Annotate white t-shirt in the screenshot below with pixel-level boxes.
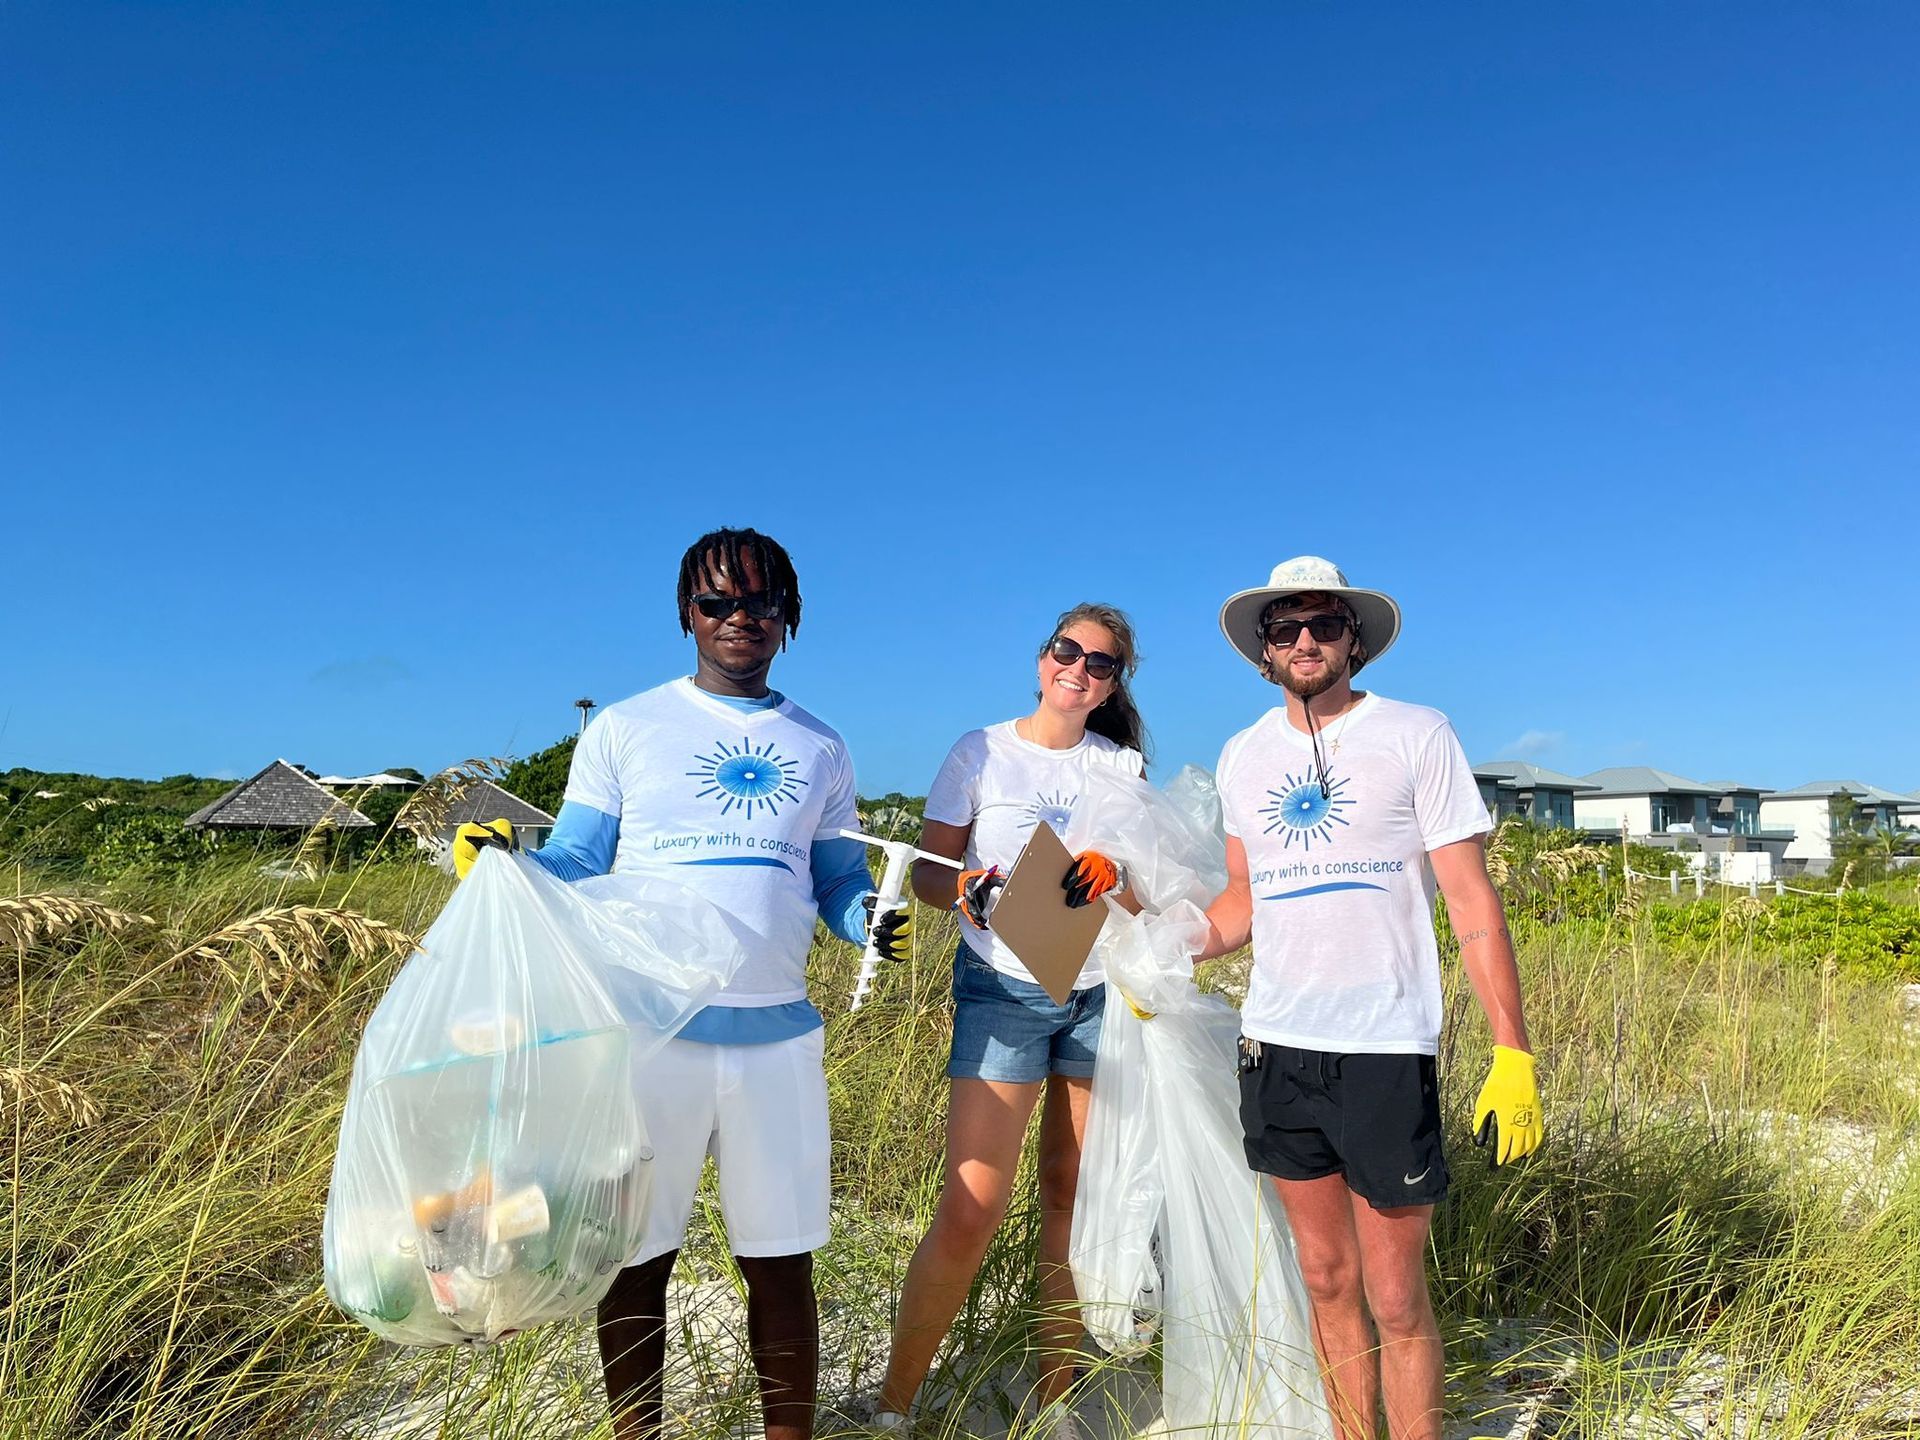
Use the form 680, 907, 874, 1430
564, 678, 860, 1007
924, 721, 1147, 988
1217, 694, 1490, 1055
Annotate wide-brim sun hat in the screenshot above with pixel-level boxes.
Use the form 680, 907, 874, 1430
1218, 556, 1402, 672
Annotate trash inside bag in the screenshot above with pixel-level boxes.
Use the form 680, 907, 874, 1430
1070, 770, 1331, 1436
324, 848, 748, 1346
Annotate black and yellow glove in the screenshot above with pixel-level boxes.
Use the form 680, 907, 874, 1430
1472, 1045, 1544, 1167
862, 895, 913, 962
453, 818, 517, 880
955, 866, 1005, 930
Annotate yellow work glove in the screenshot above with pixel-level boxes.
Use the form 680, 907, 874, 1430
452, 818, 516, 880
1472, 1045, 1543, 1166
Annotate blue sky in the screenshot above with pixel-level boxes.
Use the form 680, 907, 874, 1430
4, 3, 1915, 796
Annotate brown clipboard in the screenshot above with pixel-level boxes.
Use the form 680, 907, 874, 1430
990, 821, 1105, 1004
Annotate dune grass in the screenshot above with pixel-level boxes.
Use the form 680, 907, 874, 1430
3, 845, 1917, 1439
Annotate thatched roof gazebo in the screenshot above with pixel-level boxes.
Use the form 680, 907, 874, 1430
184, 760, 376, 832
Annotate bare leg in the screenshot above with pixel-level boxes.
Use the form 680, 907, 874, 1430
1272, 1177, 1375, 1440
1351, 1198, 1441, 1440
1032, 1074, 1093, 1408
877, 1077, 1043, 1414
737, 1252, 819, 1440
597, 1249, 678, 1440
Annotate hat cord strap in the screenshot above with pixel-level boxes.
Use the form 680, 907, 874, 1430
1305, 698, 1332, 800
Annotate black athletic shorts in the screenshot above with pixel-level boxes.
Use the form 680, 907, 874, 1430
1238, 1042, 1449, 1210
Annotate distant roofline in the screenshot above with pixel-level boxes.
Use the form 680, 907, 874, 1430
1577, 766, 1767, 798
1762, 779, 1915, 805
1473, 760, 1603, 792
184, 758, 375, 829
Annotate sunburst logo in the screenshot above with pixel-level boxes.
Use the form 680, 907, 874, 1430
688, 738, 809, 820
1025, 789, 1078, 833
1257, 770, 1354, 851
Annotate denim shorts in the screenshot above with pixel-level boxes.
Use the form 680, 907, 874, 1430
947, 946, 1106, 1083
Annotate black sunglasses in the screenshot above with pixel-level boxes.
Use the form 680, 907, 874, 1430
1048, 635, 1122, 681
1261, 613, 1354, 648
690, 590, 787, 621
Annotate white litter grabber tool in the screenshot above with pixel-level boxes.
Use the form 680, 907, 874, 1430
839, 829, 964, 1011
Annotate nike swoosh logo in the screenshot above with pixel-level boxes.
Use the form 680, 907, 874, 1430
1403, 1167, 1431, 1185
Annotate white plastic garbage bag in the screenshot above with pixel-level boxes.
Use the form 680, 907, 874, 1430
324, 848, 749, 1346
1070, 770, 1331, 1437
1069, 956, 1163, 1360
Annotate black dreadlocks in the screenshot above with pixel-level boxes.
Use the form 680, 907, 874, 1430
675, 528, 803, 645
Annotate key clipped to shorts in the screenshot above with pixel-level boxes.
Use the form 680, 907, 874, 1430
1236, 1037, 1264, 1074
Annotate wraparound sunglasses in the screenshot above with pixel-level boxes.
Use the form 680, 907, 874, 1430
1261, 613, 1353, 648
690, 590, 787, 621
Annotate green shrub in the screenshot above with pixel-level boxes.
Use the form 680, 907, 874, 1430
86, 811, 223, 877
1648, 893, 1920, 980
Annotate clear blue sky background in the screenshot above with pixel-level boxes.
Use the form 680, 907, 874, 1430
4, 3, 1916, 796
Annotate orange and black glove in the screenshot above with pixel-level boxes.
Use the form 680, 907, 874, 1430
862, 895, 913, 962
955, 866, 1005, 929
1063, 850, 1127, 908
452, 818, 517, 880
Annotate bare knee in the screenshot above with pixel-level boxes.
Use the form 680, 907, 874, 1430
736, 1251, 813, 1295
1296, 1248, 1364, 1311
929, 1186, 1010, 1261
1361, 1271, 1434, 1339
1037, 1147, 1081, 1217
599, 1249, 676, 1325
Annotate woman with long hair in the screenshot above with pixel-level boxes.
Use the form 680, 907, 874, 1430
871, 603, 1150, 1439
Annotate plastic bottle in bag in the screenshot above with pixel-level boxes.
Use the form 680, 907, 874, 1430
325, 849, 745, 1346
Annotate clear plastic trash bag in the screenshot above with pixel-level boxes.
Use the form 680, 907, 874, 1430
324, 848, 749, 1346
1069, 955, 1164, 1359
1069, 771, 1331, 1436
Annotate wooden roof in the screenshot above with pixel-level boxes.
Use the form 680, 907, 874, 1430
411, 778, 556, 832
184, 760, 376, 830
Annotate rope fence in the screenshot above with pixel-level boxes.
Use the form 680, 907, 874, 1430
1607, 863, 1851, 901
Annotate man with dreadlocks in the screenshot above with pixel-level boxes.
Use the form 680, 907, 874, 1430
454, 527, 906, 1440
1195, 556, 1542, 1440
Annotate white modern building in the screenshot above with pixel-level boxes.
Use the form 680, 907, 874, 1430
1575, 767, 1741, 838
1758, 780, 1919, 871
1576, 766, 1790, 868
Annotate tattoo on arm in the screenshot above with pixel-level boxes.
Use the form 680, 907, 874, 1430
1457, 923, 1509, 947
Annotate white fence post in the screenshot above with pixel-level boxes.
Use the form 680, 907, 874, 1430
1669, 873, 1679, 896
1694, 874, 1705, 898
1774, 880, 1785, 897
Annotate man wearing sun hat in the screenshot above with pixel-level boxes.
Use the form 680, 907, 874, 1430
1196, 556, 1542, 1440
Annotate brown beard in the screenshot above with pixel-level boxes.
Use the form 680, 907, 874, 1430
1274, 652, 1348, 699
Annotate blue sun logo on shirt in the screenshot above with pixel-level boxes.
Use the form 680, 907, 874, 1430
688, 738, 809, 820
1025, 789, 1078, 833
1257, 771, 1354, 851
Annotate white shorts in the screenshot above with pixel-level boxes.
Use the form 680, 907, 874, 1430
627, 1026, 831, 1266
